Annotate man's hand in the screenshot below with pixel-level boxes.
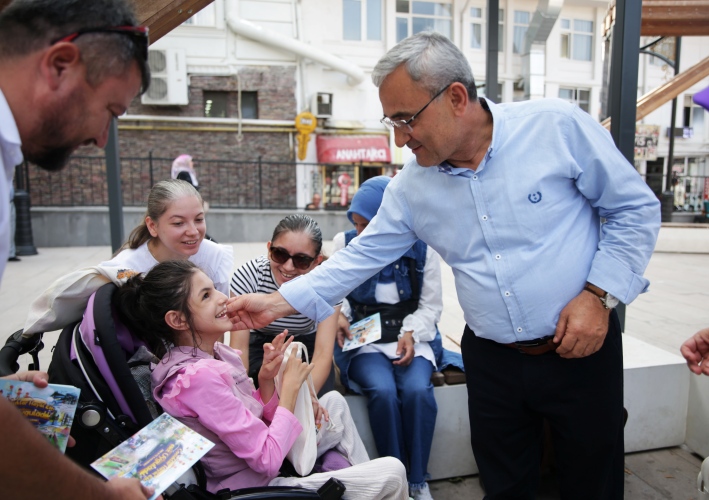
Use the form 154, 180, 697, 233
226, 292, 296, 331
104, 477, 158, 500
336, 313, 352, 348
553, 291, 610, 359
3, 370, 49, 388
680, 328, 709, 375
393, 331, 415, 366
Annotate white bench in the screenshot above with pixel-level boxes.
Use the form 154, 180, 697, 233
344, 335, 690, 481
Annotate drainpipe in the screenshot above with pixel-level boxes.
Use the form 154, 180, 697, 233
226, 15, 365, 86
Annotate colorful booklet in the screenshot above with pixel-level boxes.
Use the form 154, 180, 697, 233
91, 413, 215, 500
342, 312, 382, 351
0, 379, 79, 453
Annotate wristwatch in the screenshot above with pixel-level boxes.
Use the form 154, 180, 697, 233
583, 284, 620, 310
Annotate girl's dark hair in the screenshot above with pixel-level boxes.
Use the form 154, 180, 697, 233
271, 214, 323, 255
112, 260, 201, 358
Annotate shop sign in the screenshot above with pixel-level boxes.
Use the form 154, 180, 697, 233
316, 135, 391, 163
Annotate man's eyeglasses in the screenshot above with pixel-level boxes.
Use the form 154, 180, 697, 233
380, 83, 452, 133
51, 26, 149, 62
269, 246, 316, 270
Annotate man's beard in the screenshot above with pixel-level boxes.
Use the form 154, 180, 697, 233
22, 144, 74, 172
22, 88, 85, 172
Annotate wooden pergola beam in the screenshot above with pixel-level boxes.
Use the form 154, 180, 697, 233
0, 0, 215, 44
602, 55, 709, 129
641, 0, 709, 36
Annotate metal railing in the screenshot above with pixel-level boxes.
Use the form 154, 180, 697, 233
25, 156, 385, 210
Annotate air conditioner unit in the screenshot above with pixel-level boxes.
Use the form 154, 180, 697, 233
312, 92, 333, 118
141, 49, 189, 105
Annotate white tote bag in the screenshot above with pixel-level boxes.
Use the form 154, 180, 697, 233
274, 341, 319, 475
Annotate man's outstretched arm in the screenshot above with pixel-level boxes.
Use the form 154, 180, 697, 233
226, 291, 297, 331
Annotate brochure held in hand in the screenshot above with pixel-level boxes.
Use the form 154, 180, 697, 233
342, 312, 382, 352
0, 379, 79, 453
91, 413, 215, 500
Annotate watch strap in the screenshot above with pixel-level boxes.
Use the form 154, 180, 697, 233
583, 285, 604, 299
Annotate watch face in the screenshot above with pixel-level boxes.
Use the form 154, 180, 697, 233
604, 294, 620, 309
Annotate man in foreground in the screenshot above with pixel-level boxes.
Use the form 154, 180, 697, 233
0, 0, 154, 497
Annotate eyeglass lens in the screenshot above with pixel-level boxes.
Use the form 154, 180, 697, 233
269, 247, 315, 270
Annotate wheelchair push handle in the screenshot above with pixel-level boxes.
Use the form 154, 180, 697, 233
0, 330, 44, 376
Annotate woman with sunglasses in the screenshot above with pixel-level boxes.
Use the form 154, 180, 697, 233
229, 214, 339, 396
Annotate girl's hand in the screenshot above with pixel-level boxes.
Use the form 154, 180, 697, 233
259, 330, 292, 382
311, 397, 329, 427
281, 351, 314, 398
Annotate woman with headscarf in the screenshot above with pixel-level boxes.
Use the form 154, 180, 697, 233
332, 175, 462, 500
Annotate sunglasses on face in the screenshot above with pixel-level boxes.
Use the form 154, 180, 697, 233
51, 25, 149, 62
269, 246, 316, 270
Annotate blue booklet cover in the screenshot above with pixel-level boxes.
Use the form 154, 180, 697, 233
0, 380, 80, 453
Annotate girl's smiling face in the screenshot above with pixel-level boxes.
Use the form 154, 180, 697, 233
146, 194, 206, 261
185, 270, 232, 341
267, 230, 322, 286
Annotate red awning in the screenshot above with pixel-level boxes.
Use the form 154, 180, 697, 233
316, 135, 391, 163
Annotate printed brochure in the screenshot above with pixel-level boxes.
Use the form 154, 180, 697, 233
0, 379, 79, 453
91, 413, 215, 500
342, 312, 382, 351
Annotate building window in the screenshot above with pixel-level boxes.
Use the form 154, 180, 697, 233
513, 11, 530, 54
559, 88, 590, 113
204, 91, 258, 119
498, 8, 505, 52
560, 18, 593, 61
204, 91, 227, 118
343, 0, 382, 41
182, 4, 216, 26
396, 1, 452, 42
470, 7, 482, 49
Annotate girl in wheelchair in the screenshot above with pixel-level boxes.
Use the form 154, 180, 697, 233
113, 260, 407, 499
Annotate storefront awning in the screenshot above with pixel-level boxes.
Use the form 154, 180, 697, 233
316, 135, 391, 163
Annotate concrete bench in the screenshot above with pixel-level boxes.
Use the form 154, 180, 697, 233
344, 335, 690, 481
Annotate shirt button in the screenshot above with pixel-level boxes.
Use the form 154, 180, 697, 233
473, 175, 478, 180
495, 254, 501, 260
482, 215, 488, 221
504, 291, 511, 297
395, 265, 399, 269
517, 327, 523, 333
399, 290, 404, 294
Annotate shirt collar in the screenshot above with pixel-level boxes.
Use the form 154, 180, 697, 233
0, 89, 24, 169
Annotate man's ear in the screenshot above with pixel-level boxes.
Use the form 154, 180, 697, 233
449, 82, 470, 115
40, 43, 83, 91
165, 310, 189, 331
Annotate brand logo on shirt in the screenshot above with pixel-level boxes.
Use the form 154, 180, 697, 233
528, 192, 542, 204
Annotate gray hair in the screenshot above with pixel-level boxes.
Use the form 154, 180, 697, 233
372, 31, 477, 100
272, 214, 323, 256
124, 179, 204, 251
0, 0, 150, 93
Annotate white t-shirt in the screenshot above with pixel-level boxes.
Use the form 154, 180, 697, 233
0, 90, 24, 287
102, 238, 234, 295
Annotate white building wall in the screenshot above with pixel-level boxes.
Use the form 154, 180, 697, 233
146, 0, 709, 203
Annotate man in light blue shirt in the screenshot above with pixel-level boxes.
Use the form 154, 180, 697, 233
228, 32, 660, 499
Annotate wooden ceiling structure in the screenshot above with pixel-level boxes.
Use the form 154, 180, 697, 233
1, 0, 707, 44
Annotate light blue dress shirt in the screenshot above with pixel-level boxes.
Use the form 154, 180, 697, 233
281, 98, 661, 343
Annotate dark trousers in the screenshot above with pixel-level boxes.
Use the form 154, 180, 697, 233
461, 311, 624, 500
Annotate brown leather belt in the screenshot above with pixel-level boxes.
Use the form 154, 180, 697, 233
502, 336, 558, 355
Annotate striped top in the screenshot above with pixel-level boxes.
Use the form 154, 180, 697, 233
230, 255, 321, 337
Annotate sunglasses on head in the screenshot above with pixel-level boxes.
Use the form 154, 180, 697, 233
51, 25, 149, 62
269, 246, 316, 270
